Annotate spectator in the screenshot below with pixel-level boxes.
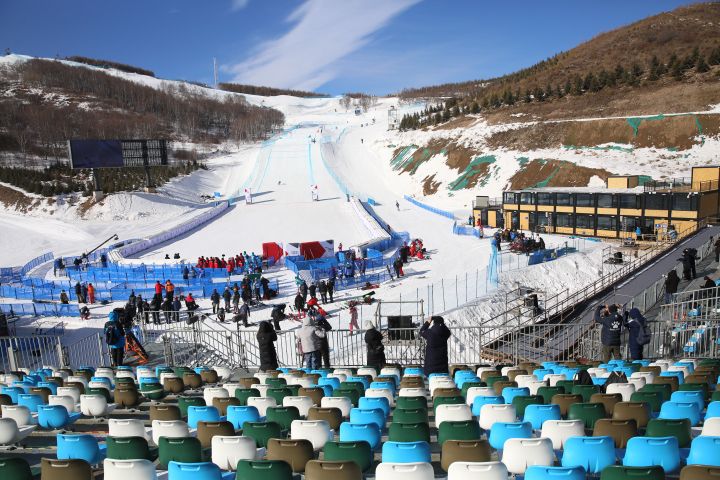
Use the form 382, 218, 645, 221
314, 313, 333, 369
594, 303, 624, 362
318, 280, 328, 304
625, 307, 649, 361
295, 317, 325, 369
327, 278, 335, 303
257, 321, 278, 371
419, 316, 451, 375
104, 311, 126, 367
270, 304, 286, 330
172, 296, 182, 322
364, 320, 385, 370
714, 236, 720, 262
235, 301, 250, 327
664, 270, 680, 304
210, 289, 220, 314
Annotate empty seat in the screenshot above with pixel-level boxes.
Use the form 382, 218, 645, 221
150, 404, 181, 422
266, 438, 314, 473
321, 396, 353, 417
196, 420, 235, 449
57, 433, 106, 465
540, 419, 585, 450
568, 402, 607, 429
562, 435, 615, 474
388, 421, 431, 443
671, 390, 705, 412
266, 406, 301, 430
593, 418, 638, 449
646, 418, 691, 448
502, 437, 554, 475
359, 396, 391, 417
211, 397, 240, 416
57, 386, 81, 403
80, 394, 116, 417
375, 462, 434, 480
109, 419, 150, 441
340, 422, 381, 449
435, 403, 472, 427
242, 421, 283, 448
623, 436, 680, 473
236, 459, 293, 480
680, 465, 720, 480
479, 403, 516, 430
151, 420, 191, 445
488, 421, 532, 450
305, 460, 362, 480
447, 461, 507, 480
106, 436, 155, 461
0, 417, 36, 445
551, 394, 583, 416
38, 404, 81, 429
283, 396, 314, 417
158, 437, 202, 469
350, 407, 385, 430
211, 435, 259, 470
291, 419, 333, 451
687, 436, 720, 467
0, 457, 33, 480
41, 458, 92, 480
525, 466, 585, 480
308, 407, 343, 430
365, 387, 395, 406
440, 440, 491, 472
659, 401, 701, 426
524, 404, 561, 430
606, 383, 636, 402
701, 417, 720, 437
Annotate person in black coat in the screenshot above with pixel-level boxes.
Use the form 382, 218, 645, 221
364, 321, 385, 371
314, 314, 333, 369
419, 316, 451, 375
625, 307, 647, 361
257, 321, 278, 371
594, 304, 624, 362
664, 269, 680, 304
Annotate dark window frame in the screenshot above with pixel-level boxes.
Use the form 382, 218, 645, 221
575, 214, 595, 229
575, 193, 594, 208
555, 213, 573, 228
597, 194, 615, 208
537, 192, 554, 205
519, 192, 535, 205
597, 215, 617, 231
555, 193, 573, 206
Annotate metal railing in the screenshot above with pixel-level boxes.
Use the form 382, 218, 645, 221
0, 336, 62, 372
63, 333, 108, 369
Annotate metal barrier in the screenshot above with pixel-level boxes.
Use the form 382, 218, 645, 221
63, 333, 108, 369
0, 336, 62, 372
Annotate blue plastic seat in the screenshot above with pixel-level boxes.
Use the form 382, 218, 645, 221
598, 364, 616, 371
608, 360, 626, 366
488, 421, 532, 450
37, 405, 81, 429
428, 373, 449, 379
707, 401, 720, 419
168, 461, 235, 480
369, 381, 395, 394
687, 436, 720, 467
359, 397, 391, 417
17, 394, 44, 413
91, 377, 113, 389
1, 387, 23, 404
346, 376, 369, 390
660, 371, 684, 384
13, 382, 34, 393
592, 377, 607, 386
615, 367, 636, 377
339, 422, 381, 449
525, 465, 585, 480
57, 433, 107, 464
659, 401, 702, 426
453, 370, 476, 380
318, 378, 340, 390
623, 436, 680, 473
523, 404, 561, 430
471, 395, 504, 416
533, 369, 553, 381
561, 435, 615, 473
381, 441, 431, 463
277, 368, 292, 374
37, 382, 58, 395
674, 361, 694, 373
318, 385, 333, 397
187, 406, 221, 429
404, 368, 424, 377
23, 375, 41, 386
349, 408, 385, 431
670, 391, 704, 412
541, 362, 558, 369
226, 406, 260, 429
502, 387, 530, 405
456, 376, 481, 389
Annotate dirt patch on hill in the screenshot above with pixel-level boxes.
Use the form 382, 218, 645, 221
422, 174, 441, 195
434, 116, 479, 130
0, 184, 37, 212
508, 159, 612, 190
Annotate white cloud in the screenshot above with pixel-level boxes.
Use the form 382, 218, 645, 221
231, 0, 250, 11
224, 0, 420, 91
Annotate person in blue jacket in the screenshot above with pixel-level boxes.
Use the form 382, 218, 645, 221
625, 307, 647, 361
104, 311, 126, 367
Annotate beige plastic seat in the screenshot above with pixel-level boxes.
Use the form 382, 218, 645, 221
479, 404, 516, 430
502, 438, 554, 475
103, 459, 157, 480
376, 462, 434, 480
447, 461, 508, 480
211, 435, 262, 470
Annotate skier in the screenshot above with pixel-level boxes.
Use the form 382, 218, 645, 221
271, 304, 286, 330
309, 281, 317, 299
294, 292, 305, 312
396, 201, 400, 211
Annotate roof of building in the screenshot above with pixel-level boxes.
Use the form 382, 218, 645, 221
506, 186, 646, 194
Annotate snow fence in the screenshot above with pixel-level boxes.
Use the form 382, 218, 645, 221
404, 195, 456, 220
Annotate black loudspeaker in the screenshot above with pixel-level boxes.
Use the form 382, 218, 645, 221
387, 315, 414, 341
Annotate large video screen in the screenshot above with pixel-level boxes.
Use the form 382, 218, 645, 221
67, 140, 124, 169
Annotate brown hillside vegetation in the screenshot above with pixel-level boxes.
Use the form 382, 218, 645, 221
219, 82, 328, 98
508, 160, 612, 190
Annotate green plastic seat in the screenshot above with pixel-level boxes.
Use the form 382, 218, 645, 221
678, 382, 709, 398
339, 382, 365, 396
599, 465, 665, 480
158, 436, 202, 469
0, 457, 32, 480
567, 402, 607, 429
433, 395, 465, 410
174, 367, 194, 377
106, 436, 156, 461
235, 388, 261, 406
537, 386, 564, 404
177, 396, 206, 417
243, 421, 283, 448
460, 382, 485, 398
285, 385, 301, 396
266, 406, 301, 430
699, 359, 720, 367
139, 382, 166, 401
512, 395, 544, 418
395, 396, 428, 411
266, 387, 292, 405
713, 390, 720, 402
388, 422, 431, 443
86, 386, 113, 402
323, 440, 373, 472
630, 391, 663, 413
265, 377, 287, 387
392, 407, 428, 424
571, 385, 601, 402
333, 388, 360, 407
639, 384, 672, 402
236, 460, 293, 480
485, 376, 509, 387
115, 378, 136, 387
556, 380, 578, 394
437, 420, 482, 445
646, 418, 692, 448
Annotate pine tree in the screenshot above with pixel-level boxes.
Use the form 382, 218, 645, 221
572, 75, 583, 95
648, 56, 660, 81
470, 101, 480, 114
556, 84, 564, 98
482, 97, 490, 109
524, 89, 532, 103
451, 105, 460, 117
696, 55, 710, 73
709, 47, 720, 65
564, 79, 572, 96
545, 84, 553, 99
433, 112, 441, 124
671, 60, 684, 81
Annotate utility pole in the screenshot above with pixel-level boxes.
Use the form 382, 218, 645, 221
213, 57, 218, 88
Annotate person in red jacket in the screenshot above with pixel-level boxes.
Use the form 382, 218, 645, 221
155, 281, 163, 295
87, 283, 96, 304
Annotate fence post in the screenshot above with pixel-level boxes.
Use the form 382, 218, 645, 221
57, 338, 68, 367
96, 333, 107, 367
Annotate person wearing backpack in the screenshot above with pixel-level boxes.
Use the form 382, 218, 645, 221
625, 307, 649, 361
594, 303, 624, 362
104, 311, 126, 367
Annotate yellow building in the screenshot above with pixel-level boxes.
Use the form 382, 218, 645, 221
499, 168, 720, 238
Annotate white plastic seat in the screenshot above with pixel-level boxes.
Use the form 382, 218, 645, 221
545, 374, 566, 387
587, 368, 607, 378
376, 462, 434, 480
213, 366, 233, 381
701, 417, 720, 436
151, 420, 190, 445
159, 373, 179, 386
667, 365, 690, 377
48, 395, 78, 414
380, 367, 401, 379
501, 367, 519, 376
1, 405, 35, 426
334, 368, 355, 378
223, 383, 244, 396
631, 371, 655, 383
211, 435, 261, 470
0, 417, 36, 445
109, 419, 151, 441
254, 373, 272, 384
203, 387, 229, 406
447, 461, 508, 480
357, 367, 378, 379
247, 396, 277, 417
321, 396, 352, 418
95, 368, 115, 381
278, 373, 300, 384
479, 404, 516, 430
67, 375, 89, 388
540, 419, 585, 450
80, 394, 117, 417
292, 377, 315, 389
605, 383, 636, 402
327, 373, 347, 382
627, 377, 646, 390
365, 387, 395, 406
527, 380, 547, 395
649, 361, 669, 372
57, 386, 81, 403
429, 377, 455, 396
502, 437, 554, 474
514, 375, 538, 389
435, 404, 472, 427
399, 387, 427, 398
88, 381, 111, 392
103, 459, 157, 480
2, 374, 20, 385
465, 387, 496, 406
254, 384, 271, 397
114, 370, 136, 381
476, 367, 497, 378
283, 396, 314, 416
290, 419, 333, 451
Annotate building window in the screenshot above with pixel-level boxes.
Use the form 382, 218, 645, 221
597, 215, 616, 231
537, 192, 554, 205
620, 217, 640, 232
672, 193, 698, 211
555, 213, 573, 227
556, 193, 573, 206
618, 194, 640, 209
520, 192, 535, 205
597, 194, 615, 208
644, 193, 670, 211
576, 215, 594, 229
536, 214, 549, 226
504, 192, 518, 204
576, 193, 594, 207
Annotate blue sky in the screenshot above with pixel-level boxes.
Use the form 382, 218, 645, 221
0, 0, 704, 95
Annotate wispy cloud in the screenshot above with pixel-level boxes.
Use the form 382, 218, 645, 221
230, 0, 250, 12
224, 0, 420, 91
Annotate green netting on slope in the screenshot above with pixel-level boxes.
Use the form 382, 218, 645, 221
531, 166, 560, 188
517, 157, 530, 167
563, 144, 634, 153
390, 145, 418, 171
448, 155, 496, 191
626, 114, 666, 137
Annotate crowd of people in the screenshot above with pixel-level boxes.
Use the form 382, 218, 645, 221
196, 252, 263, 275
491, 229, 545, 253
594, 303, 650, 362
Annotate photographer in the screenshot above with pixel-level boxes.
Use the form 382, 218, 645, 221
594, 303, 625, 362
